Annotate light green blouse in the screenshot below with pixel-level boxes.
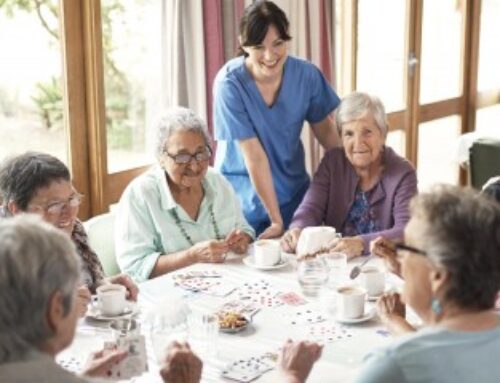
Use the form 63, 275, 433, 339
115, 165, 255, 282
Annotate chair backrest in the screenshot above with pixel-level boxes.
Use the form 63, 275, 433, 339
469, 137, 500, 190
83, 212, 120, 277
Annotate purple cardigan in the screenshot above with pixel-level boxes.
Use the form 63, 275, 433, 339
290, 147, 418, 254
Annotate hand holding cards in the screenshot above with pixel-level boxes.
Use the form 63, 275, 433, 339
102, 335, 148, 380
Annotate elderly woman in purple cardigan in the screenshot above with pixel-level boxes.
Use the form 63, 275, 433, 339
281, 92, 418, 258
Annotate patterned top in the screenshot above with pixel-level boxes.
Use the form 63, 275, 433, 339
72, 219, 105, 293
342, 187, 377, 236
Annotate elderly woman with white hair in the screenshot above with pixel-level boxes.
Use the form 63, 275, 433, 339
281, 92, 418, 258
115, 107, 255, 282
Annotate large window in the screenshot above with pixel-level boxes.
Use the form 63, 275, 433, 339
1, 0, 499, 218
0, 0, 67, 163
101, 0, 161, 173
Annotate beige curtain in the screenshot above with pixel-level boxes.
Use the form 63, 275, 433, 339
162, 0, 207, 121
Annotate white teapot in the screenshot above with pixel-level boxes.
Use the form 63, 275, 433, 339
296, 226, 338, 258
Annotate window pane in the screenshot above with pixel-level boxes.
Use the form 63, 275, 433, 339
386, 130, 406, 158
0, 1, 67, 163
477, 0, 500, 91
417, 116, 461, 190
357, 0, 407, 112
475, 105, 500, 137
420, 0, 463, 104
102, 0, 161, 173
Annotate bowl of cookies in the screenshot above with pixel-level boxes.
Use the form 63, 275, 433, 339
217, 311, 250, 333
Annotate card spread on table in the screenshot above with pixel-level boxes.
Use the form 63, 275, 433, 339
277, 291, 307, 306
304, 323, 354, 344
218, 299, 260, 318
235, 280, 283, 308
221, 353, 275, 382
173, 270, 221, 279
174, 276, 236, 297
285, 307, 326, 325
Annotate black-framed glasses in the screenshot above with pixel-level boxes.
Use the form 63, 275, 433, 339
395, 243, 427, 257
163, 146, 212, 165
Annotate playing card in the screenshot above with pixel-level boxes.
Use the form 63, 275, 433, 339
221, 354, 275, 382
218, 299, 260, 318
285, 307, 326, 325
104, 336, 148, 380
235, 280, 283, 308
304, 322, 354, 344
277, 291, 307, 306
58, 356, 82, 373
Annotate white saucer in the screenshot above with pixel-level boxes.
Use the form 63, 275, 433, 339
87, 303, 139, 321
334, 309, 376, 324
243, 254, 291, 270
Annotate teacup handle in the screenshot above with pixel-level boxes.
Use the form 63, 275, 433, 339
90, 295, 101, 310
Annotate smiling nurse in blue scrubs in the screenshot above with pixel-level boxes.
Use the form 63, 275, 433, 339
213, 1, 341, 238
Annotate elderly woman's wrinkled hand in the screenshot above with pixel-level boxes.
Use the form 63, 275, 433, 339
81, 348, 128, 378
377, 292, 406, 323
105, 274, 139, 301
370, 236, 400, 276
159, 341, 202, 383
280, 228, 302, 253
330, 237, 364, 259
190, 240, 229, 263
76, 285, 91, 318
278, 339, 323, 383
225, 229, 252, 254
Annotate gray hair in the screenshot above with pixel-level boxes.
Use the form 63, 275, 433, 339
410, 185, 500, 311
0, 214, 80, 362
154, 107, 212, 160
0, 152, 70, 213
334, 92, 388, 137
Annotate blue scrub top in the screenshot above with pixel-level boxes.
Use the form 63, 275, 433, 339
213, 55, 340, 231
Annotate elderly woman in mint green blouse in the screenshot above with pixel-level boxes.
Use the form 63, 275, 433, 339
115, 107, 255, 282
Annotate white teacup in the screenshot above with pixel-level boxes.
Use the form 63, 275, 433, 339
94, 284, 126, 316
336, 286, 366, 319
360, 266, 386, 297
253, 240, 281, 267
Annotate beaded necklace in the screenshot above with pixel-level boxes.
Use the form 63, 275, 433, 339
170, 205, 222, 246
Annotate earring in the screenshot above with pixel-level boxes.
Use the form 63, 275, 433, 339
431, 297, 442, 316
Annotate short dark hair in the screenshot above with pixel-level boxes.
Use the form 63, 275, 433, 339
238, 1, 291, 57
410, 185, 500, 311
0, 152, 70, 212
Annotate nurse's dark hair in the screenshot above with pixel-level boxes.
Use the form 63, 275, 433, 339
238, 1, 291, 57
0, 152, 70, 212
410, 185, 500, 311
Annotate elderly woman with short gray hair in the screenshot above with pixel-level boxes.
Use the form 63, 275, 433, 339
0, 215, 129, 381
115, 107, 255, 282
281, 92, 418, 258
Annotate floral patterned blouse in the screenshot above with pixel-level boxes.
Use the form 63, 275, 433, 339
342, 187, 378, 236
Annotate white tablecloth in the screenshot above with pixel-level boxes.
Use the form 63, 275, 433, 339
59, 253, 411, 383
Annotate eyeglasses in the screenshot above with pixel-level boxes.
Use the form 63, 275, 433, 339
30, 193, 84, 216
163, 146, 212, 165
395, 243, 427, 257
